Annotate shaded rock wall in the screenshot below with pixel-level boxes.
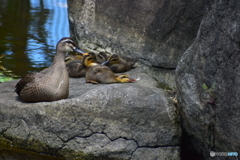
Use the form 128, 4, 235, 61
67, 0, 205, 90
66, 0, 240, 159
176, 0, 240, 159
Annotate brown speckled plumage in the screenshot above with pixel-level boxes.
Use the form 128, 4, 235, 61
15, 37, 82, 102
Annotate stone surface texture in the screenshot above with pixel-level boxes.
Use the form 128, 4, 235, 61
176, 0, 240, 159
67, 0, 205, 90
0, 68, 181, 160
2, 0, 240, 159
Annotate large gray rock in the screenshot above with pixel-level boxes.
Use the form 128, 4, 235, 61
67, 0, 204, 68
0, 68, 181, 159
176, 0, 240, 159
67, 0, 205, 90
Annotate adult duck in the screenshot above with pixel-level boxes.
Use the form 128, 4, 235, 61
15, 37, 84, 102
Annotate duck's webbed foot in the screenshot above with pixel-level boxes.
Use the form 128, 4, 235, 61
86, 79, 99, 84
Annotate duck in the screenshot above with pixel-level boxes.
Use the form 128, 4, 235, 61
15, 37, 84, 102
65, 52, 96, 78
102, 54, 138, 73
65, 59, 84, 78
83, 53, 136, 84
65, 53, 83, 64
65, 54, 78, 64
95, 52, 108, 64
65, 53, 85, 78
65, 52, 107, 63
75, 53, 84, 60
65, 51, 107, 78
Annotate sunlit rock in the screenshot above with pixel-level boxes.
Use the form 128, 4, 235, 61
0, 68, 181, 159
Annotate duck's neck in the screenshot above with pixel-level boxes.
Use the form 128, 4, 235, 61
51, 51, 66, 66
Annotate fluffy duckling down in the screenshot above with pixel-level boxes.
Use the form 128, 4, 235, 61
83, 53, 136, 84
65, 52, 108, 78
102, 54, 138, 73
65, 52, 87, 78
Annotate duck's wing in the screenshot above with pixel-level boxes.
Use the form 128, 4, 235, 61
92, 65, 110, 74
15, 72, 44, 95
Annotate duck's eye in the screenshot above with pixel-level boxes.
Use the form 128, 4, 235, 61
65, 41, 76, 48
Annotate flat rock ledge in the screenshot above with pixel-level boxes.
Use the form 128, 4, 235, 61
0, 68, 181, 160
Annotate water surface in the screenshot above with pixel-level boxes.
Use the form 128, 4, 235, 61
0, 0, 69, 79
0, 0, 69, 159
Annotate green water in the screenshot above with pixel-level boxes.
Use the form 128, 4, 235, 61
0, 0, 69, 159
0, 0, 69, 79
0, 144, 63, 160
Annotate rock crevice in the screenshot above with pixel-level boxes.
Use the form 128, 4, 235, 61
176, 0, 240, 158
0, 68, 181, 159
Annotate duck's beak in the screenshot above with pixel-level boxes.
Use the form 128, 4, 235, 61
128, 77, 136, 82
101, 60, 110, 65
73, 47, 86, 54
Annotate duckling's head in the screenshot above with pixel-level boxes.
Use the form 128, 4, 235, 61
97, 52, 108, 60
116, 74, 136, 83
65, 54, 76, 63
102, 54, 119, 65
75, 53, 83, 60
83, 52, 98, 67
57, 37, 85, 54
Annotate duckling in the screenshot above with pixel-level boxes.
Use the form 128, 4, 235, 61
65, 52, 96, 78
15, 37, 84, 102
75, 53, 84, 60
66, 52, 107, 64
95, 52, 108, 64
84, 53, 136, 84
66, 59, 84, 78
65, 54, 77, 64
65, 53, 83, 78
65, 52, 84, 64
102, 54, 138, 73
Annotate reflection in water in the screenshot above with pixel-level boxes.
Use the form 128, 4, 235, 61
0, 0, 69, 78
0, 144, 63, 160
0, 0, 69, 159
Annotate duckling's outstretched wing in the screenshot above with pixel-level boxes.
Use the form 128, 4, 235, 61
15, 72, 44, 95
